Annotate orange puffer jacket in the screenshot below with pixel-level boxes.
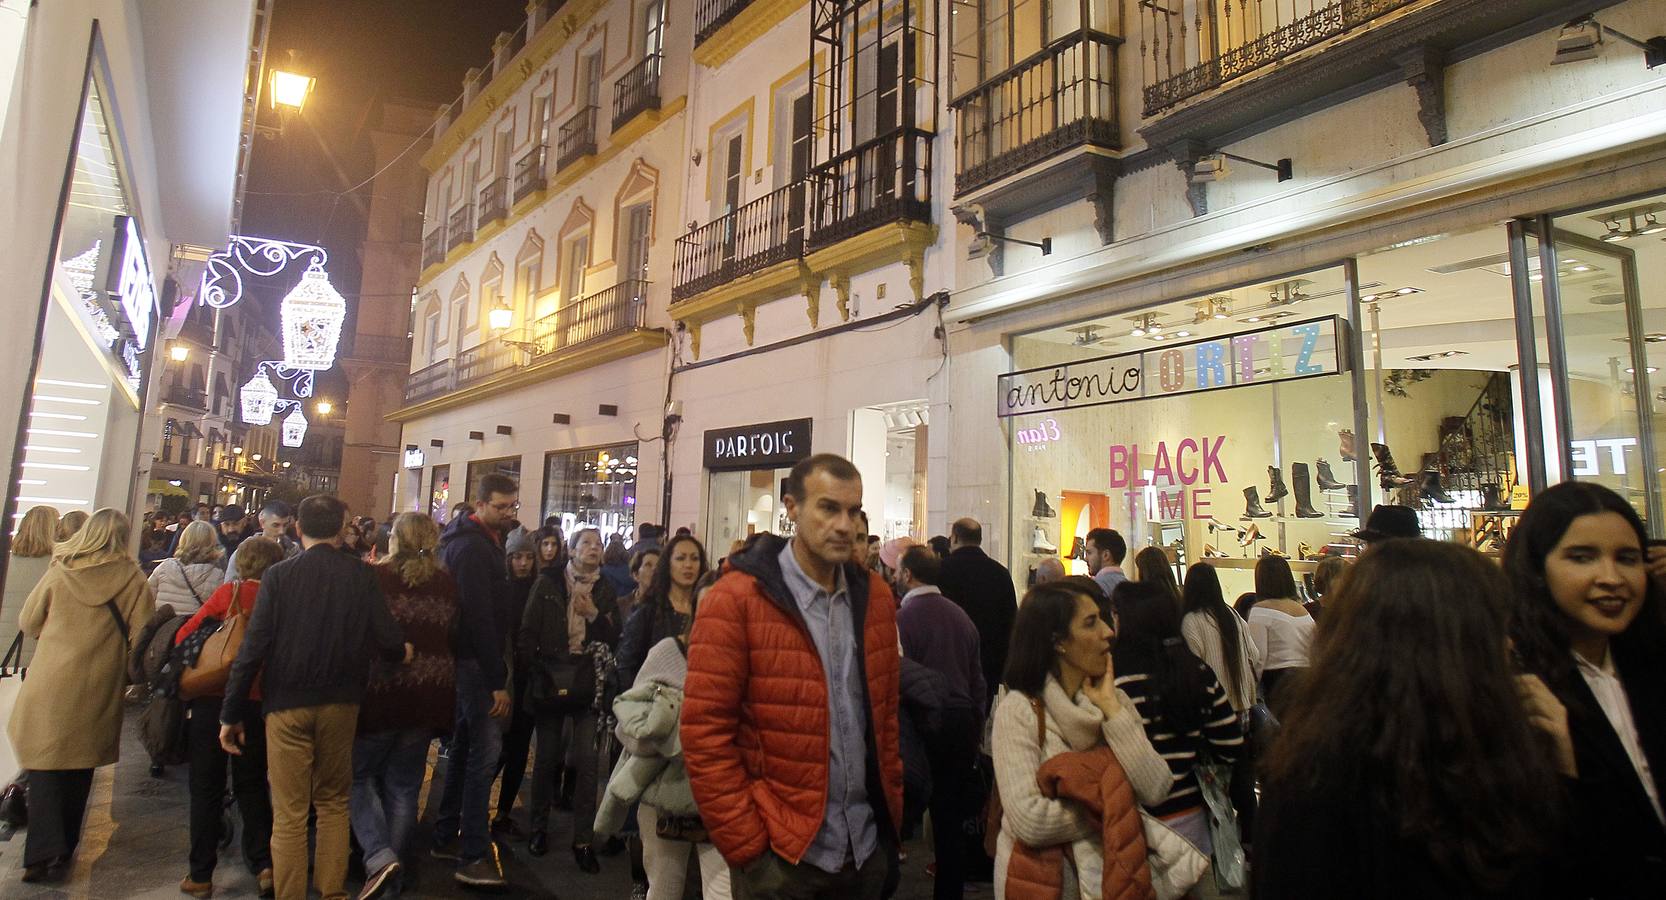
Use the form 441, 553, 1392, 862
682, 534, 904, 867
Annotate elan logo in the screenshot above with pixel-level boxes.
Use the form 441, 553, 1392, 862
1015, 418, 1061, 449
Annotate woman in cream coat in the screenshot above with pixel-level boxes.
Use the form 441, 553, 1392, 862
8, 509, 150, 884
1, 505, 58, 667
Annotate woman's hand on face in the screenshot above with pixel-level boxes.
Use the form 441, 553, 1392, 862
1647, 544, 1666, 583
1081, 653, 1120, 717
1518, 673, 1577, 778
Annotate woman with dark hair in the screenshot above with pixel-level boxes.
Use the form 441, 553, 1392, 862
1305, 555, 1349, 620
535, 526, 565, 574
615, 544, 661, 634
989, 580, 1175, 899
1254, 540, 1572, 898
1111, 581, 1244, 856
613, 535, 709, 694
1180, 563, 1263, 835
1504, 482, 1666, 897
1131, 546, 1181, 600
1247, 555, 1312, 714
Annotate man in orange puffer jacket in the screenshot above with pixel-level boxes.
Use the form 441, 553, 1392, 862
683, 454, 904, 899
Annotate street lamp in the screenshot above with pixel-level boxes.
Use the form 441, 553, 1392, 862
251, 453, 263, 462
232, 446, 243, 455
268, 68, 317, 112
316, 399, 333, 415
489, 301, 514, 331
169, 344, 190, 362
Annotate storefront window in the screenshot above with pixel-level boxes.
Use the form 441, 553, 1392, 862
705, 467, 796, 554
541, 443, 638, 542
465, 456, 522, 504
1005, 267, 1354, 599
429, 464, 451, 522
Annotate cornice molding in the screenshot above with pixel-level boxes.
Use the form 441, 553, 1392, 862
692, 0, 807, 69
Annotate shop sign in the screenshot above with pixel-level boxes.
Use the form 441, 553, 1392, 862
403, 448, 425, 469
104, 215, 157, 350
1570, 437, 1637, 476
703, 418, 813, 471
997, 316, 1344, 418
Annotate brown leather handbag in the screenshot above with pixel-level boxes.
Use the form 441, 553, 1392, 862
983, 696, 1047, 859
179, 596, 248, 700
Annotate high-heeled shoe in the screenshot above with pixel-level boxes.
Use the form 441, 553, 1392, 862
572, 842, 601, 874
1259, 546, 1288, 558
1239, 523, 1262, 547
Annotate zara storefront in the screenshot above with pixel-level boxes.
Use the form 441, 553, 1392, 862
984, 180, 1666, 598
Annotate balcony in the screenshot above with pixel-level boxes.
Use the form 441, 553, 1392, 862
514, 144, 548, 203
447, 205, 474, 251
952, 30, 1121, 197
479, 178, 509, 227
404, 360, 454, 404
695, 0, 752, 47
530, 279, 649, 356
422, 227, 447, 269
1136, 0, 1598, 151
673, 182, 805, 302
808, 128, 932, 251
455, 341, 521, 387
556, 105, 598, 171
163, 385, 208, 412
612, 54, 662, 132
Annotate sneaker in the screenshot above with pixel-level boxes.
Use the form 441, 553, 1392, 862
356, 860, 401, 900
257, 868, 274, 898
454, 854, 507, 889
430, 836, 462, 862
179, 876, 214, 898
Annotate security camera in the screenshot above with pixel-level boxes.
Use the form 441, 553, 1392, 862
1191, 153, 1228, 184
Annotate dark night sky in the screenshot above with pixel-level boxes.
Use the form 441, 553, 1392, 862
236, 0, 528, 400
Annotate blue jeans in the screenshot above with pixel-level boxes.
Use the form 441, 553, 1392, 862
350, 727, 431, 888
433, 661, 504, 863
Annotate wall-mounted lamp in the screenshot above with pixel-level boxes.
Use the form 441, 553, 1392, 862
1191, 152, 1293, 184
975, 231, 1051, 256
169, 344, 191, 362
1552, 16, 1666, 69
232, 446, 244, 455
316, 399, 333, 415
488, 301, 513, 331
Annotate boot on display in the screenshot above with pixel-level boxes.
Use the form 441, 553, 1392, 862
1242, 487, 1273, 520
1032, 525, 1058, 553
1070, 536, 1086, 561
1421, 470, 1456, 504
1291, 462, 1326, 518
1370, 442, 1417, 490
1480, 482, 1505, 511
1240, 523, 1262, 546
1341, 485, 1360, 518
1339, 429, 1357, 462
1032, 489, 1056, 518
1315, 457, 1346, 491
1267, 465, 1290, 503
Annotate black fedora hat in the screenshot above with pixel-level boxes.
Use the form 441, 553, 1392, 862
1351, 504, 1422, 542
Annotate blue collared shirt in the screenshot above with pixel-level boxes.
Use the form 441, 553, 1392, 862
778, 540, 877, 872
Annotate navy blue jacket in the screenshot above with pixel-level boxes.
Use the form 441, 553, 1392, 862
439, 514, 510, 692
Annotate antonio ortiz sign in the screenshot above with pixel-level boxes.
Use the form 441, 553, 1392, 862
997, 316, 1344, 418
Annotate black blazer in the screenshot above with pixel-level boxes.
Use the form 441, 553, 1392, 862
935, 545, 1017, 706
1558, 639, 1666, 899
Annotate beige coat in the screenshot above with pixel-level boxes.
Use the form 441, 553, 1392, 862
8, 554, 150, 769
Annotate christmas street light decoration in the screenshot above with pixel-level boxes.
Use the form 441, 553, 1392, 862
241, 371, 278, 425
281, 406, 308, 448
280, 260, 347, 370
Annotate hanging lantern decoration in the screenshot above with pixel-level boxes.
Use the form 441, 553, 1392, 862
241, 371, 278, 425
280, 260, 347, 371
281, 406, 308, 448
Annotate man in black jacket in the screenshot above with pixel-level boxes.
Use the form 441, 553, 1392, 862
219, 494, 409, 900
934, 518, 1016, 710
432, 473, 517, 888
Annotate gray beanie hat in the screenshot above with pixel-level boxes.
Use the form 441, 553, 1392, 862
505, 526, 537, 557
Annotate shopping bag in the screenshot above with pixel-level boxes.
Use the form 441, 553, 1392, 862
0, 632, 27, 783
1196, 760, 1247, 892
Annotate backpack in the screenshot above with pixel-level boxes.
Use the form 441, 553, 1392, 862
139, 692, 188, 767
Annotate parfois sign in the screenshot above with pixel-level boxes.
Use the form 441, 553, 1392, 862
998, 316, 1344, 418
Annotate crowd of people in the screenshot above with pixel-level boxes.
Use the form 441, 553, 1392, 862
1, 456, 1663, 899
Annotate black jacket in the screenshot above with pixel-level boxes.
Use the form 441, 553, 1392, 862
517, 568, 622, 706
220, 544, 405, 723
936, 545, 1017, 705
1557, 637, 1666, 898
614, 594, 689, 694
438, 514, 510, 691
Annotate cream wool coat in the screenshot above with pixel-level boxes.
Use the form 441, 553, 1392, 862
8, 554, 150, 769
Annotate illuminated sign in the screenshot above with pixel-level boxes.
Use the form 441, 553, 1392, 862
105, 216, 157, 350
703, 418, 813, 471
997, 316, 1344, 417
1571, 437, 1639, 476
404, 448, 426, 469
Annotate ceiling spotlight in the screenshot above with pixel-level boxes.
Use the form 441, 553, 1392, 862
1175, 330, 1191, 338
1624, 366, 1660, 374
1243, 316, 1260, 323
1638, 214, 1666, 236
1601, 222, 1630, 243
1130, 327, 1145, 337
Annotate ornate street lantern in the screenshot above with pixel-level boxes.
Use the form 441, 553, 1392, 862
281, 406, 308, 448
280, 260, 347, 370
241, 371, 278, 425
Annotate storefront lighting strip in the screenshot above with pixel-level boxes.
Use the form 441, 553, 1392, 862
19, 462, 90, 471
26, 428, 99, 438
35, 378, 106, 390
16, 480, 45, 487
31, 395, 102, 406
28, 411, 88, 421
15, 496, 89, 506
22, 445, 82, 454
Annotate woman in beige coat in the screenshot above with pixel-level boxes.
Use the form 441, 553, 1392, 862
1, 505, 58, 667
7, 508, 150, 884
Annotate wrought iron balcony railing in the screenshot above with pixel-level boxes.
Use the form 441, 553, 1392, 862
952, 30, 1120, 196
404, 359, 455, 404
695, 0, 754, 46
479, 178, 509, 227
612, 54, 663, 131
673, 182, 805, 302
808, 128, 933, 250
1142, 0, 1418, 117
455, 341, 520, 387
422, 227, 447, 268
530, 279, 649, 356
514, 145, 548, 203
556, 105, 598, 170
163, 385, 209, 411
447, 204, 475, 251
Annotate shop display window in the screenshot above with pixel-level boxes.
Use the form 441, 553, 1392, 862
1006, 267, 1355, 599
705, 467, 795, 556
465, 456, 522, 504
429, 464, 450, 522
541, 443, 638, 542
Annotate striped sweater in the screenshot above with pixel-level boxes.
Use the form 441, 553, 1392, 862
1114, 662, 1246, 819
